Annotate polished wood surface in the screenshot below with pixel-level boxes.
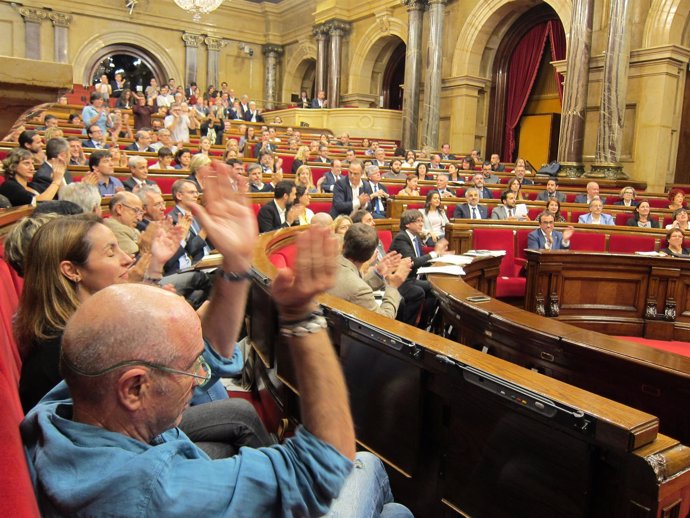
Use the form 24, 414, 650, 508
249, 225, 690, 518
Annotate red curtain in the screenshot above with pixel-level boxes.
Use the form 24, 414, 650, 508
503, 22, 550, 161
548, 20, 566, 102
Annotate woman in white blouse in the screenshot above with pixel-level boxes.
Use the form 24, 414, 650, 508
420, 190, 449, 245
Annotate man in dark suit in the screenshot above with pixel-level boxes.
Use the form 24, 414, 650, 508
257, 180, 298, 233
169, 179, 211, 263
320, 160, 344, 194
536, 179, 567, 202
574, 181, 606, 204
253, 130, 277, 158
527, 212, 574, 250
311, 90, 328, 108
440, 143, 456, 161
315, 145, 332, 165
471, 174, 494, 200
243, 101, 264, 123
82, 124, 108, 149
125, 130, 156, 153
248, 163, 273, 192
30, 137, 73, 194
453, 187, 488, 219
513, 164, 534, 185
365, 165, 389, 219
330, 160, 372, 218
389, 209, 451, 328
435, 174, 455, 198
490, 153, 506, 172
297, 90, 311, 109
123, 156, 159, 192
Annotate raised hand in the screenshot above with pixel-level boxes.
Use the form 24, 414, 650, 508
190, 160, 257, 272
272, 226, 338, 320
387, 257, 412, 289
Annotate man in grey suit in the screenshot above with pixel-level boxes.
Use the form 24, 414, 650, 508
453, 187, 488, 219
574, 182, 606, 205
527, 212, 574, 250
536, 179, 566, 202
328, 224, 410, 319
330, 160, 372, 217
491, 191, 520, 220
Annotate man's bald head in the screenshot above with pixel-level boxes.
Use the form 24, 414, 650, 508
311, 212, 334, 228
62, 284, 201, 404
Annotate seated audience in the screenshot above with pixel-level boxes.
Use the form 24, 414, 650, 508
31, 137, 73, 194
490, 153, 505, 172
103, 191, 144, 255
293, 185, 315, 225
109, 146, 129, 168
151, 128, 178, 154
174, 148, 192, 169
536, 179, 566, 202
435, 173, 455, 198
415, 162, 431, 180
318, 159, 344, 193
471, 173, 493, 199
67, 136, 86, 166
333, 215, 353, 236
295, 165, 317, 193
150, 147, 176, 170
291, 145, 311, 173
89, 150, 124, 197
170, 179, 212, 262
248, 163, 272, 192
257, 180, 298, 233
330, 161, 371, 218
574, 181, 606, 204
59, 182, 102, 215
421, 190, 449, 245
481, 162, 500, 184
3, 213, 61, 277
440, 143, 456, 161
661, 228, 690, 257
492, 191, 528, 221
123, 156, 158, 192
506, 177, 529, 202
19, 130, 45, 166
512, 164, 533, 185
328, 223, 411, 319
666, 207, 690, 231
446, 163, 464, 185
365, 165, 389, 218
82, 124, 108, 149
668, 188, 686, 212
384, 158, 406, 180
453, 187, 488, 219
527, 211, 574, 250
400, 174, 420, 197
404, 150, 418, 168
0, 149, 64, 207
187, 153, 212, 192
316, 144, 332, 165
578, 198, 615, 225
615, 186, 638, 206
545, 198, 566, 222
626, 200, 660, 228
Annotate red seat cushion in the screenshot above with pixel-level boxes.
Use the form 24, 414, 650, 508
377, 230, 393, 251
473, 228, 525, 298
386, 184, 404, 196
268, 243, 297, 269
608, 234, 656, 254
308, 201, 331, 214
569, 233, 606, 251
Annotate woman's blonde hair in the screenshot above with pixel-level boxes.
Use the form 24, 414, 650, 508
295, 165, 315, 190
294, 145, 310, 162
190, 153, 212, 174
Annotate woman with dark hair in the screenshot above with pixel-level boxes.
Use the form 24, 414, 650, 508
115, 89, 134, 109
668, 188, 686, 211
545, 198, 566, 223
507, 177, 528, 201
446, 163, 465, 185
420, 191, 449, 245
0, 148, 65, 207
404, 150, 418, 168
665, 207, 690, 231
416, 162, 432, 180
293, 185, 315, 225
400, 174, 420, 197
626, 200, 659, 228
661, 228, 690, 257
174, 148, 192, 169
238, 126, 256, 154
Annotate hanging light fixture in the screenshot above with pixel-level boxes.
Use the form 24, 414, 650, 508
173, 0, 224, 22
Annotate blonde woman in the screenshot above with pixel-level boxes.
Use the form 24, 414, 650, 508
292, 145, 311, 173
295, 164, 317, 194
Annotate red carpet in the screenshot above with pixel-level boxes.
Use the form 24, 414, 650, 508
616, 336, 690, 357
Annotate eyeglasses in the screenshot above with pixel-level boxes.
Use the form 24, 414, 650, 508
121, 203, 144, 215
61, 352, 212, 388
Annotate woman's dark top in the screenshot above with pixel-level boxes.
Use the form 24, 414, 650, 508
292, 159, 305, 174
0, 178, 34, 207
661, 247, 690, 257
19, 335, 62, 413
626, 216, 659, 228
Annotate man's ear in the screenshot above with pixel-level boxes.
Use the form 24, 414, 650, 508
59, 260, 82, 283
117, 368, 151, 411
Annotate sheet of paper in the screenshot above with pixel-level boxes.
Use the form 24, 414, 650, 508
417, 265, 466, 276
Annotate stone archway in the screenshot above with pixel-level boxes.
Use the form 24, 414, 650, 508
644, 0, 690, 46
72, 31, 181, 87
282, 42, 317, 103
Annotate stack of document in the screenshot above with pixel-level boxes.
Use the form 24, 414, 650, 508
464, 249, 507, 257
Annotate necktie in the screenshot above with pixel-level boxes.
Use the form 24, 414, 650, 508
373, 184, 383, 213
413, 237, 422, 257
472, 207, 478, 219
508, 208, 513, 218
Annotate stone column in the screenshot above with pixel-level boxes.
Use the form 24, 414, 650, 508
556, 0, 594, 178
326, 20, 350, 109
421, 0, 447, 150
263, 44, 284, 110
182, 33, 205, 88
49, 12, 72, 64
589, 0, 632, 179
401, 0, 426, 150
205, 36, 228, 90
313, 25, 329, 97
17, 7, 48, 60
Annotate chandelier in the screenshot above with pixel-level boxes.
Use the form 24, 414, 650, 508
173, 0, 224, 21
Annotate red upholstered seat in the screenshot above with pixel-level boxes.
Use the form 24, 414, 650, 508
608, 234, 656, 254
279, 155, 294, 174
308, 201, 331, 214
251, 204, 261, 217
152, 176, 177, 195
386, 184, 404, 196
377, 230, 393, 251
472, 228, 525, 298
419, 186, 434, 196
565, 193, 577, 203
568, 232, 606, 251
615, 212, 632, 226
527, 207, 542, 220
269, 243, 297, 269
647, 198, 669, 209
570, 211, 587, 223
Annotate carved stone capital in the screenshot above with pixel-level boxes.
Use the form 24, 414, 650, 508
17, 6, 48, 23
324, 19, 351, 37
48, 12, 72, 27
427, 0, 447, 5
204, 36, 227, 52
586, 163, 629, 180
401, 0, 426, 11
375, 8, 392, 33
312, 23, 329, 39
182, 33, 205, 48
262, 44, 284, 57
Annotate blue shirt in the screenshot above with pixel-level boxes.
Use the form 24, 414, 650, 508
97, 176, 124, 197
22, 383, 352, 517
190, 339, 243, 405
81, 105, 108, 135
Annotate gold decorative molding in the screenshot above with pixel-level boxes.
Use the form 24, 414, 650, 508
17, 6, 48, 23
182, 33, 205, 48
204, 36, 228, 52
